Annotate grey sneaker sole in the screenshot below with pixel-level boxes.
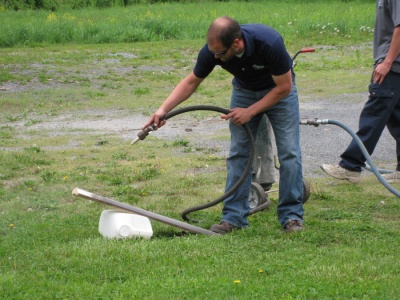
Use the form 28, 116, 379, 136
382, 171, 400, 183
320, 164, 360, 184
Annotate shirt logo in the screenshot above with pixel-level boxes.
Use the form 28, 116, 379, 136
252, 64, 265, 70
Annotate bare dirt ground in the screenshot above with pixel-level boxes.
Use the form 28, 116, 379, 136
1, 90, 397, 180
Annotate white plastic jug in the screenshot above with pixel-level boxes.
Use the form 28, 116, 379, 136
98, 210, 153, 239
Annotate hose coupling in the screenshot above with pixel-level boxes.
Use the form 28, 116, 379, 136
300, 118, 329, 127
131, 125, 154, 145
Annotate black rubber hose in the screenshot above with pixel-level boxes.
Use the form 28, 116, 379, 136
163, 105, 255, 223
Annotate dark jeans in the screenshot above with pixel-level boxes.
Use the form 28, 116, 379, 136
339, 70, 400, 172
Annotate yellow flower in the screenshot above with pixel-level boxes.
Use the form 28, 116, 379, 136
258, 269, 264, 273
107, 17, 117, 24
145, 10, 154, 18
9, 224, 14, 228
63, 13, 76, 21
233, 280, 240, 284
47, 12, 57, 22
63, 176, 68, 181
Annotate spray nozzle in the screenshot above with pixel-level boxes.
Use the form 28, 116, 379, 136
131, 125, 155, 145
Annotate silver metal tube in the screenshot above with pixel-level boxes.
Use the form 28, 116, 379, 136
72, 188, 220, 236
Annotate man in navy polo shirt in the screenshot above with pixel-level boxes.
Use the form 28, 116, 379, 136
143, 16, 304, 234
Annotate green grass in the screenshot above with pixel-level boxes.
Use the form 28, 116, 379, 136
0, 1, 374, 47
1, 41, 399, 297
1, 2, 400, 299
1, 157, 400, 299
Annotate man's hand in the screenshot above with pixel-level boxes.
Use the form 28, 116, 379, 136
373, 62, 391, 84
221, 107, 253, 126
142, 108, 168, 130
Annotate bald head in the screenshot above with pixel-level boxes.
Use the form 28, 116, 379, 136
207, 16, 242, 48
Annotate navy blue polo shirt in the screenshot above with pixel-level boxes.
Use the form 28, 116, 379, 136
193, 24, 293, 91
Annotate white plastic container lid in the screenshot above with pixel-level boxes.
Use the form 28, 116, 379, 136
98, 210, 153, 239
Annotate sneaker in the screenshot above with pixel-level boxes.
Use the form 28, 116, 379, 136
284, 220, 304, 233
320, 164, 361, 184
382, 171, 400, 183
210, 222, 236, 234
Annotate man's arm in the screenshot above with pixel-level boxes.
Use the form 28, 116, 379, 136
222, 70, 292, 126
143, 71, 204, 129
374, 25, 400, 84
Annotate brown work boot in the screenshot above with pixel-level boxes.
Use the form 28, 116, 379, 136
210, 222, 236, 234
320, 164, 361, 184
284, 220, 304, 233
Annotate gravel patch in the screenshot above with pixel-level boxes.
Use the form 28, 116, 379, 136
1, 93, 397, 179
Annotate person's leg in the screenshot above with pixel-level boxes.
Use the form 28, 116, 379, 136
385, 72, 400, 172
217, 86, 262, 228
340, 73, 399, 172
253, 115, 275, 190
265, 85, 304, 227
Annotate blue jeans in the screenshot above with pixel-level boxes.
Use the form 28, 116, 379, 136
340, 71, 400, 172
221, 84, 304, 228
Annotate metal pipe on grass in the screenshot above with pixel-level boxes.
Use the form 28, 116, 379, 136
72, 188, 219, 236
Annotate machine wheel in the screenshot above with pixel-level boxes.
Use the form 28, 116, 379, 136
248, 182, 267, 209
302, 179, 311, 204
